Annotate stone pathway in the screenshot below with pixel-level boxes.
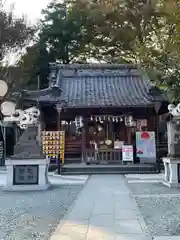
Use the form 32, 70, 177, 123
50, 175, 151, 240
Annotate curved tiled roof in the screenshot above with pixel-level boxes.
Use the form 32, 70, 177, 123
60, 75, 153, 107
23, 63, 168, 108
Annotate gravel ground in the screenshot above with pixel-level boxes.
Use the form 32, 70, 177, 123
0, 184, 83, 240
135, 196, 180, 236
127, 181, 180, 236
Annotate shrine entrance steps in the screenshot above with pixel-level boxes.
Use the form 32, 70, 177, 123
59, 163, 157, 175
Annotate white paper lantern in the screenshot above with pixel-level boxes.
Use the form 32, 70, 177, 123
0, 80, 8, 97
1, 101, 16, 116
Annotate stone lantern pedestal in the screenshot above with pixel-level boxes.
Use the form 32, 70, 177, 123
3, 126, 50, 191
162, 112, 180, 188
162, 157, 180, 188
4, 158, 50, 191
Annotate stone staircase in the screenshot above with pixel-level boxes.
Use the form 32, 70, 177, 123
60, 163, 157, 175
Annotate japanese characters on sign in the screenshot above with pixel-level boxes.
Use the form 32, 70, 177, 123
122, 145, 134, 163
13, 165, 38, 185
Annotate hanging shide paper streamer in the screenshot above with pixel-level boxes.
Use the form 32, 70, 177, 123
75, 116, 83, 129
90, 115, 124, 122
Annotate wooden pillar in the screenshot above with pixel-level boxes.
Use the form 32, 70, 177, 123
109, 119, 113, 140
37, 103, 42, 145
55, 103, 64, 164
57, 113, 61, 131
37, 122, 42, 144
126, 127, 131, 144
81, 120, 86, 163
56, 103, 63, 131
155, 113, 160, 173
82, 117, 89, 163
154, 102, 162, 173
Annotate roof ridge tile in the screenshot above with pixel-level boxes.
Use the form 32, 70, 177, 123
50, 62, 137, 70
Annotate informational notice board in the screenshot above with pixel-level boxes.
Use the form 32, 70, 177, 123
122, 145, 134, 163
136, 131, 156, 162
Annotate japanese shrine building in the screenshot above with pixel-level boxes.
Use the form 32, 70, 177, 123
22, 63, 168, 164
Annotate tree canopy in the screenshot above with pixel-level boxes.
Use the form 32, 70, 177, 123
0, 2, 35, 97
66, 0, 180, 101
0, 3, 35, 61
40, 1, 94, 63
17, 39, 53, 90
9, 0, 180, 101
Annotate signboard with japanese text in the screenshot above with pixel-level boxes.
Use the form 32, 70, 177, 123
13, 165, 38, 185
122, 145, 134, 163
137, 119, 147, 127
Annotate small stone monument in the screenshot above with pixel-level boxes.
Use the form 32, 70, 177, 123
3, 126, 50, 191
163, 104, 180, 187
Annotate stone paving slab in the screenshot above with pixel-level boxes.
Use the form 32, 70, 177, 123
87, 226, 114, 240
50, 175, 150, 240
90, 214, 114, 227
115, 219, 143, 234
115, 209, 139, 220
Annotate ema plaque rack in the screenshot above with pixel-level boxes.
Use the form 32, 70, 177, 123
42, 131, 65, 163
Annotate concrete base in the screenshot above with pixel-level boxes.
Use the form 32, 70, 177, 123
162, 157, 180, 188
3, 183, 50, 191
3, 158, 50, 191
163, 180, 180, 188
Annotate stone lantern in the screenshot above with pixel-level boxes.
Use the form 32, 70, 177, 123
163, 103, 180, 187
0, 83, 50, 191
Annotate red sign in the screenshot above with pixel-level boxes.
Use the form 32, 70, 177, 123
141, 132, 150, 140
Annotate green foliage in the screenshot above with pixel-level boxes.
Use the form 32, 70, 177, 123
0, 3, 35, 61
67, 0, 166, 62
72, 0, 180, 101
17, 40, 53, 89
40, 1, 93, 63
0, 2, 36, 97
134, 0, 180, 101
12, 0, 180, 102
